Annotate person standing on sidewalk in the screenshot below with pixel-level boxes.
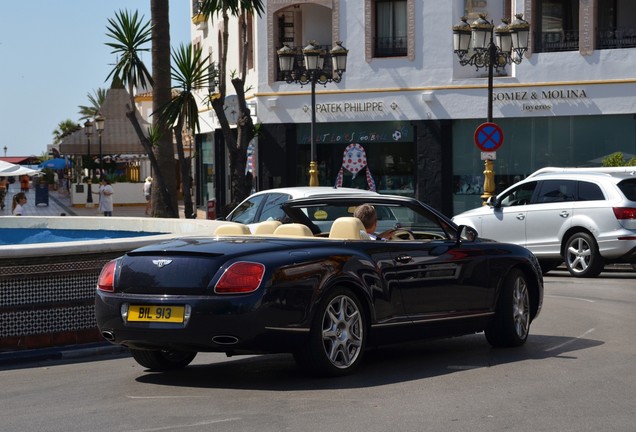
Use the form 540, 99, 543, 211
0, 177, 7, 210
95, 178, 114, 216
20, 175, 30, 192
143, 176, 152, 215
12, 192, 27, 215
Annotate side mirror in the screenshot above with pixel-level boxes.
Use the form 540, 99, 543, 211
456, 225, 478, 245
486, 196, 498, 208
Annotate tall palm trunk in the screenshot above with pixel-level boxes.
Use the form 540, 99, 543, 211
151, 0, 179, 218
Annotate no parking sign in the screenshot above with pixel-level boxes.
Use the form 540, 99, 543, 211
474, 122, 504, 152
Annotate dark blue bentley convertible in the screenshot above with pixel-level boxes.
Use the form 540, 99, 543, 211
95, 194, 543, 376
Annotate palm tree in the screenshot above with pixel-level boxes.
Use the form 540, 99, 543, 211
52, 120, 82, 145
157, 43, 211, 218
78, 88, 107, 120
150, 0, 179, 218
200, 0, 264, 204
105, 8, 178, 218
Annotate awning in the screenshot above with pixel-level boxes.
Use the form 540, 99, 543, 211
0, 160, 40, 176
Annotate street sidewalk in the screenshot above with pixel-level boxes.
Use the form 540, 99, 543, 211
1, 184, 206, 218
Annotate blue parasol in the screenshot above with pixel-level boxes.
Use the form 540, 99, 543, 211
39, 158, 70, 170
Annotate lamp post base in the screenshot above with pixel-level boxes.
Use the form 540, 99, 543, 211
308, 161, 319, 187
86, 181, 94, 208
480, 159, 495, 205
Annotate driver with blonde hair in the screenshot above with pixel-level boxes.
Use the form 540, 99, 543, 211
353, 204, 378, 240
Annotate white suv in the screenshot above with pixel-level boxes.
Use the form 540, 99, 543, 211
452, 168, 636, 277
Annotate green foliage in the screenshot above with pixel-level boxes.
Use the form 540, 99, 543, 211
78, 88, 107, 120
105, 10, 153, 90
602, 152, 636, 167
199, 0, 265, 18
52, 120, 82, 145
156, 43, 212, 134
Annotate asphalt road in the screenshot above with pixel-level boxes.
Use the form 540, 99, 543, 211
1, 269, 635, 432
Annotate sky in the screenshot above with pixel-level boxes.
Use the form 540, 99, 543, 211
0, 1, 191, 158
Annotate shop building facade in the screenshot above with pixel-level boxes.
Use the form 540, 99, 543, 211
190, 0, 636, 217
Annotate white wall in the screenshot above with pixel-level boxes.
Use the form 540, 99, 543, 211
191, 1, 636, 128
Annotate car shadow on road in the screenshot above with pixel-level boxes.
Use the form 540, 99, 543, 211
134, 333, 603, 390
546, 268, 635, 279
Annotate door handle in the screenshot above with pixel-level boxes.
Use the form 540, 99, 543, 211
516, 213, 525, 220
395, 255, 412, 263
560, 211, 570, 218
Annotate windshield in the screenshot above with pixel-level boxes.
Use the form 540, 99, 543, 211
296, 202, 453, 240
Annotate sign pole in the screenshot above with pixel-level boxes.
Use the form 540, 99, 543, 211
483, 29, 496, 203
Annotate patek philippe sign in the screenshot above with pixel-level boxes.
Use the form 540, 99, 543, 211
312, 101, 385, 114
493, 88, 589, 112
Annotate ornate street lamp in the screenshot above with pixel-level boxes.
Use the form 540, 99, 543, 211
95, 114, 105, 176
277, 41, 348, 186
84, 119, 94, 207
452, 13, 530, 202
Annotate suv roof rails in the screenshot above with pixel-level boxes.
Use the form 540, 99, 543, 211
528, 166, 636, 179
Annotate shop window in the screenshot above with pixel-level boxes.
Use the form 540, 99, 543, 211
597, 0, 636, 50
451, 114, 636, 215
535, 0, 579, 52
374, 0, 407, 57
365, 0, 414, 61
294, 123, 416, 196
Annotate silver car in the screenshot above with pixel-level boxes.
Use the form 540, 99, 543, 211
452, 169, 636, 277
222, 187, 379, 232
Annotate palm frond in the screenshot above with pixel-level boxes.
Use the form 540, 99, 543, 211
200, 0, 264, 18
104, 9, 153, 89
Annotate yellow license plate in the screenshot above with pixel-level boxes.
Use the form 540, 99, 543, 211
128, 305, 185, 323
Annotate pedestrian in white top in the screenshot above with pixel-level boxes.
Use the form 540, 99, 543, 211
12, 192, 27, 216
143, 176, 152, 215
95, 178, 114, 216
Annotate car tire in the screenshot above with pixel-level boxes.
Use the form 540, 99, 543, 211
564, 232, 604, 278
485, 268, 530, 347
294, 288, 366, 377
130, 348, 197, 371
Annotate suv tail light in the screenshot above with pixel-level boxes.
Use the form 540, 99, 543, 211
613, 207, 636, 220
97, 260, 117, 292
215, 262, 265, 294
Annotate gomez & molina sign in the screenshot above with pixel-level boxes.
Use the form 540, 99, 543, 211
492, 88, 588, 112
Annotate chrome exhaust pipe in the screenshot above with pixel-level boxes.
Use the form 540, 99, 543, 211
101, 330, 115, 341
212, 335, 239, 345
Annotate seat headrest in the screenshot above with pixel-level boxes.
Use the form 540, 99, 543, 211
272, 223, 313, 237
214, 223, 251, 235
253, 220, 282, 235
329, 217, 371, 240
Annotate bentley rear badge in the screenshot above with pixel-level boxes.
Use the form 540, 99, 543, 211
152, 259, 173, 268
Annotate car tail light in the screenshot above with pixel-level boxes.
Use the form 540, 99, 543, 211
97, 260, 117, 292
215, 262, 265, 294
613, 207, 636, 220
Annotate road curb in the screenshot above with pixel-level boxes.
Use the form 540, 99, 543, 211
0, 342, 129, 366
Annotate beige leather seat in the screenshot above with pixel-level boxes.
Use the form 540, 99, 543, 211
214, 223, 250, 235
272, 223, 314, 237
253, 220, 282, 235
329, 217, 371, 240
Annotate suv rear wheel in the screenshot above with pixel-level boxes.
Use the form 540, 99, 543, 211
564, 232, 604, 278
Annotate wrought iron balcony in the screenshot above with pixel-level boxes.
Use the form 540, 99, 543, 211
374, 36, 407, 57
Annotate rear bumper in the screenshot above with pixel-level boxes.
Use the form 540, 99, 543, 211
95, 291, 309, 354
